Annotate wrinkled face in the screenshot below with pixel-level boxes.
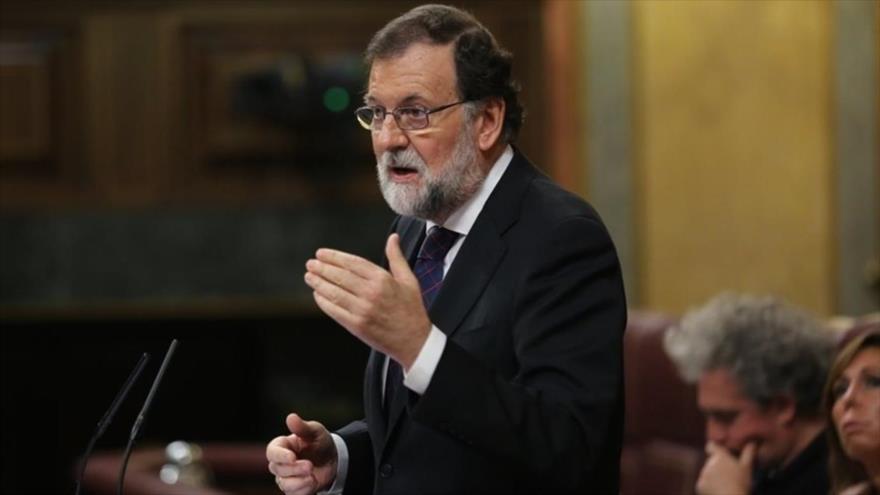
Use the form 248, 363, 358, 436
367, 42, 485, 222
831, 347, 880, 467
698, 368, 789, 467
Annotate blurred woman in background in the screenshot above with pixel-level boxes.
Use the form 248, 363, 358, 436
824, 330, 880, 495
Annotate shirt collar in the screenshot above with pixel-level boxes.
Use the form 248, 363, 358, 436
426, 145, 513, 236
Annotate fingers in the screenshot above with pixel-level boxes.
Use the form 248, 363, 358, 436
270, 459, 314, 477
305, 269, 361, 313
276, 473, 317, 495
267, 436, 296, 464
306, 257, 365, 291
704, 441, 721, 456
704, 441, 734, 460
312, 291, 360, 334
305, 250, 385, 312
268, 415, 326, 495
315, 248, 379, 279
268, 438, 316, 494
739, 442, 757, 468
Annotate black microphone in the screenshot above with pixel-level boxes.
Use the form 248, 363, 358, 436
117, 339, 179, 495
74, 352, 150, 495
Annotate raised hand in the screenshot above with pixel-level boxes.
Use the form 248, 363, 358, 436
304, 233, 431, 369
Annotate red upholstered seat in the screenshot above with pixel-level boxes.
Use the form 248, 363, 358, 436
621, 310, 705, 495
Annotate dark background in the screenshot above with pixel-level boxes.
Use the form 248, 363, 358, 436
0, 1, 548, 493
1, 312, 371, 494
0, 201, 392, 494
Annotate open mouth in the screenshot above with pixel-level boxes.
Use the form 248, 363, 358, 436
389, 165, 419, 181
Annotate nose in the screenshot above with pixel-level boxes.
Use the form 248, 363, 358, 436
373, 113, 409, 153
838, 382, 860, 409
706, 419, 726, 444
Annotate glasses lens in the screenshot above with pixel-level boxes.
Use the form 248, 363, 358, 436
355, 107, 377, 130
397, 108, 428, 130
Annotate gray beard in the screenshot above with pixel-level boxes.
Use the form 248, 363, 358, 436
376, 126, 486, 223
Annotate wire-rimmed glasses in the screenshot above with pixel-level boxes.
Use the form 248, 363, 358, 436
354, 101, 468, 131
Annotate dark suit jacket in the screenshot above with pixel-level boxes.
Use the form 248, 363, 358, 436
337, 149, 626, 494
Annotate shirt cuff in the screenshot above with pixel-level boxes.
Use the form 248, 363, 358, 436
319, 433, 348, 495
402, 326, 447, 395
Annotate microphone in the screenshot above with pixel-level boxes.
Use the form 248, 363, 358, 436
117, 339, 179, 495
74, 352, 150, 495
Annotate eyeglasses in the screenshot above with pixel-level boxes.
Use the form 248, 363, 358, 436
354, 101, 468, 131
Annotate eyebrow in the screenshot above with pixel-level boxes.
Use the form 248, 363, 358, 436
843, 366, 880, 376
834, 369, 879, 389
700, 407, 740, 415
364, 93, 428, 107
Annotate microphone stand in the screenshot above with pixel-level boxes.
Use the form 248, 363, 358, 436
74, 353, 150, 495
117, 339, 179, 495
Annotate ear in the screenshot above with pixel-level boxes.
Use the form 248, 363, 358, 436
474, 97, 505, 151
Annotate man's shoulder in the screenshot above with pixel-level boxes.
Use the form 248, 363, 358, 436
505, 150, 603, 224
518, 173, 604, 230
753, 430, 830, 495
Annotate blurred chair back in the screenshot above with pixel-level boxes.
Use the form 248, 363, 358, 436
621, 310, 705, 495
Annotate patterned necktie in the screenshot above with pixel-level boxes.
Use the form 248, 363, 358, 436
385, 226, 460, 420
413, 226, 461, 308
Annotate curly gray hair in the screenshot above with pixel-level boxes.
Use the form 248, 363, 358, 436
663, 292, 835, 417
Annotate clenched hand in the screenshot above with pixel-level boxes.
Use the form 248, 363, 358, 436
696, 441, 756, 495
266, 414, 337, 495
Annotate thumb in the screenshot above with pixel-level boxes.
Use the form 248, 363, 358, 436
286, 413, 319, 442
705, 441, 722, 456
739, 442, 757, 469
385, 234, 417, 285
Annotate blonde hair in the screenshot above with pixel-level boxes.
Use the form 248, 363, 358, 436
823, 330, 880, 494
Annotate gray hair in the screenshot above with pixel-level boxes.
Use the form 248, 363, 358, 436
663, 292, 835, 417
365, 4, 524, 142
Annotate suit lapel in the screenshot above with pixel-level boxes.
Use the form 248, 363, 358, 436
428, 224, 505, 338
374, 216, 426, 450
397, 216, 426, 264
430, 149, 533, 338
365, 350, 386, 459
381, 150, 536, 447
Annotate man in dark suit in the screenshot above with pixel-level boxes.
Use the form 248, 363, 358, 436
267, 4, 626, 494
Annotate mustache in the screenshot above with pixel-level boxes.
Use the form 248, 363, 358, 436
379, 148, 426, 172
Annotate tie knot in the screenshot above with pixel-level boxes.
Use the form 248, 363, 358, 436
417, 226, 460, 261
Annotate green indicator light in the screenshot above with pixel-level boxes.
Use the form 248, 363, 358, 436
323, 87, 350, 113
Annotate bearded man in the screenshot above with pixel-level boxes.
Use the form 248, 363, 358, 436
266, 4, 627, 494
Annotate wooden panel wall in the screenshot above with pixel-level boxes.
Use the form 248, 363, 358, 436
0, 26, 86, 204
633, 0, 835, 315
0, 1, 546, 210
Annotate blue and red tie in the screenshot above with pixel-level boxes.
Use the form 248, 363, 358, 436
413, 226, 461, 309
385, 226, 460, 420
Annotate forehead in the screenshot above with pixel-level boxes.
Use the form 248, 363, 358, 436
367, 42, 458, 105
698, 368, 753, 410
844, 347, 880, 374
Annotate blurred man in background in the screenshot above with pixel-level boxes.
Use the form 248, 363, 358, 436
664, 292, 835, 495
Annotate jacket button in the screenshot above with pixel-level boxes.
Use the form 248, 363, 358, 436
379, 463, 394, 478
